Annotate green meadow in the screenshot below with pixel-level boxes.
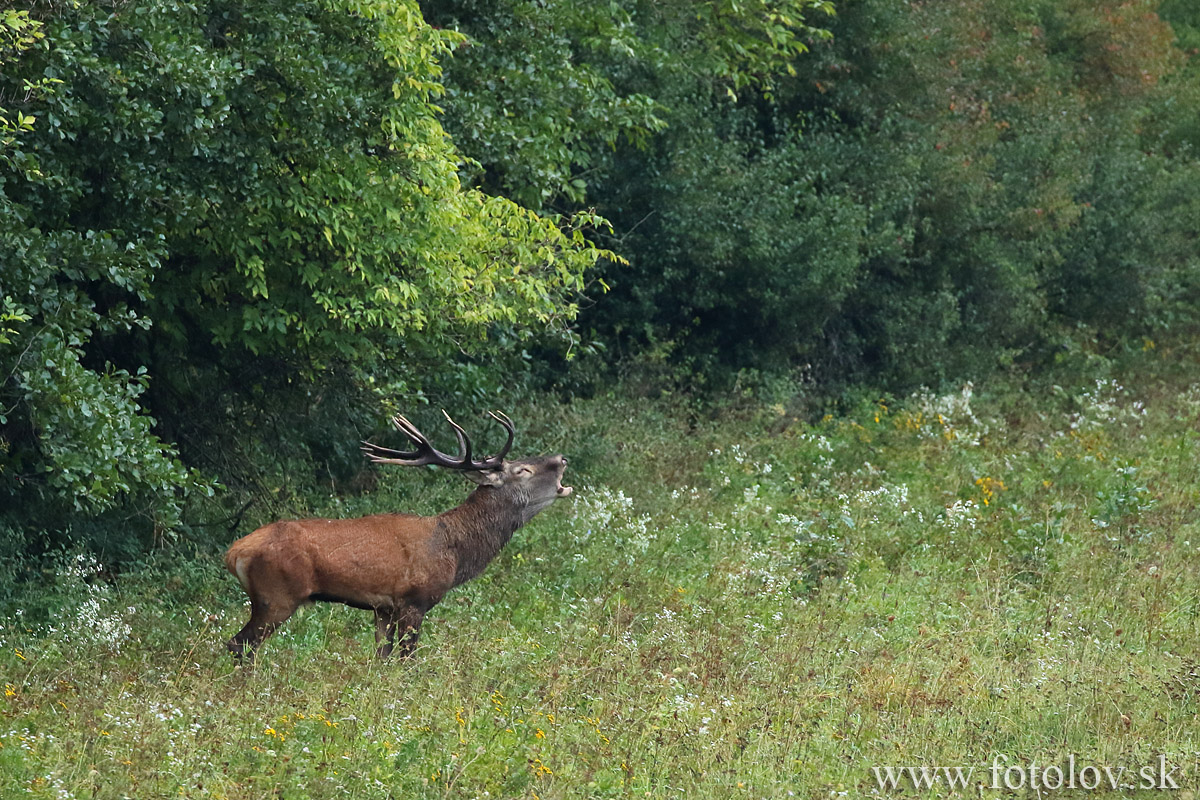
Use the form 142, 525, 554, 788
5, 346, 1200, 799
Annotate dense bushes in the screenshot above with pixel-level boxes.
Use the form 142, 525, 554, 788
0, 0, 610, 548
430, 0, 1200, 389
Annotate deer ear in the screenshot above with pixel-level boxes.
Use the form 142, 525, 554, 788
463, 469, 504, 487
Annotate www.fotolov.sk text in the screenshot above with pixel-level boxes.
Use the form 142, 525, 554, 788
873, 755, 1181, 792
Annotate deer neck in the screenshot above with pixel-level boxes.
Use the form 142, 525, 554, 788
437, 487, 525, 587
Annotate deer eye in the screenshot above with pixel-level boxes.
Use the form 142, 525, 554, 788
514, 465, 533, 476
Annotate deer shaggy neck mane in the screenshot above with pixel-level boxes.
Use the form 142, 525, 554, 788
438, 486, 525, 586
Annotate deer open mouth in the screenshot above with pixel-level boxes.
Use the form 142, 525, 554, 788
556, 460, 573, 497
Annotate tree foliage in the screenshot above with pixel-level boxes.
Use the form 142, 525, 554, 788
420, 0, 836, 209
429, 0, 1200, 390
0, 0, 611, 547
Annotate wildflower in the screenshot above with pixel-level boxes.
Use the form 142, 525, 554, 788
975, 476, 1005, 506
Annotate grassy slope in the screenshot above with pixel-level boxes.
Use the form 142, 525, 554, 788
3, 347, 1200, 799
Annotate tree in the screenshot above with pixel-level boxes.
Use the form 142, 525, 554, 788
0, 0, 611, 551
431, 0, 1200, 391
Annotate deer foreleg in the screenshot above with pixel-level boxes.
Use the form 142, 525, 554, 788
374, 605, 426, 659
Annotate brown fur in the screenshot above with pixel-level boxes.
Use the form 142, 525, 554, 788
224, 454, 570, 661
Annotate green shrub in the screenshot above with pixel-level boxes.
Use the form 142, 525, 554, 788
0, 0, 610, 552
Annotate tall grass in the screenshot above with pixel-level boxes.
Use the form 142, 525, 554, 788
4, 352, 1200, 798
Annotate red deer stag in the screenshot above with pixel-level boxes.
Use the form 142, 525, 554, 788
224, 411, 571, 661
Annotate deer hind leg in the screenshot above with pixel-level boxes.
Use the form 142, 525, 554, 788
374, 604, 426, 659
227, 597, 299, 663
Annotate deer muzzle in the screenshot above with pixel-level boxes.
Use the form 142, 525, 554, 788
556, 456, 573, 497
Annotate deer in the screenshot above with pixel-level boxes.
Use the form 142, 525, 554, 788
223, 410, 571, 661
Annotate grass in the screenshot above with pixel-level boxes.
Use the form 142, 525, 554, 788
4, 348, 1200, 798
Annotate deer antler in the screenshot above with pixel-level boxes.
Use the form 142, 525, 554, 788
361, 411, 515, 471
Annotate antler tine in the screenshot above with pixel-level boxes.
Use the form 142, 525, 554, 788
391, 414, 432, 449
385, 414, 439, 464
361, 440, 419, 465
360, 440, 418, 460
361, 435, 439, 466
362, 413, 461, 467
361, 415, 426, 464
441, 410, 474, 466
480, 410, 515, 467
